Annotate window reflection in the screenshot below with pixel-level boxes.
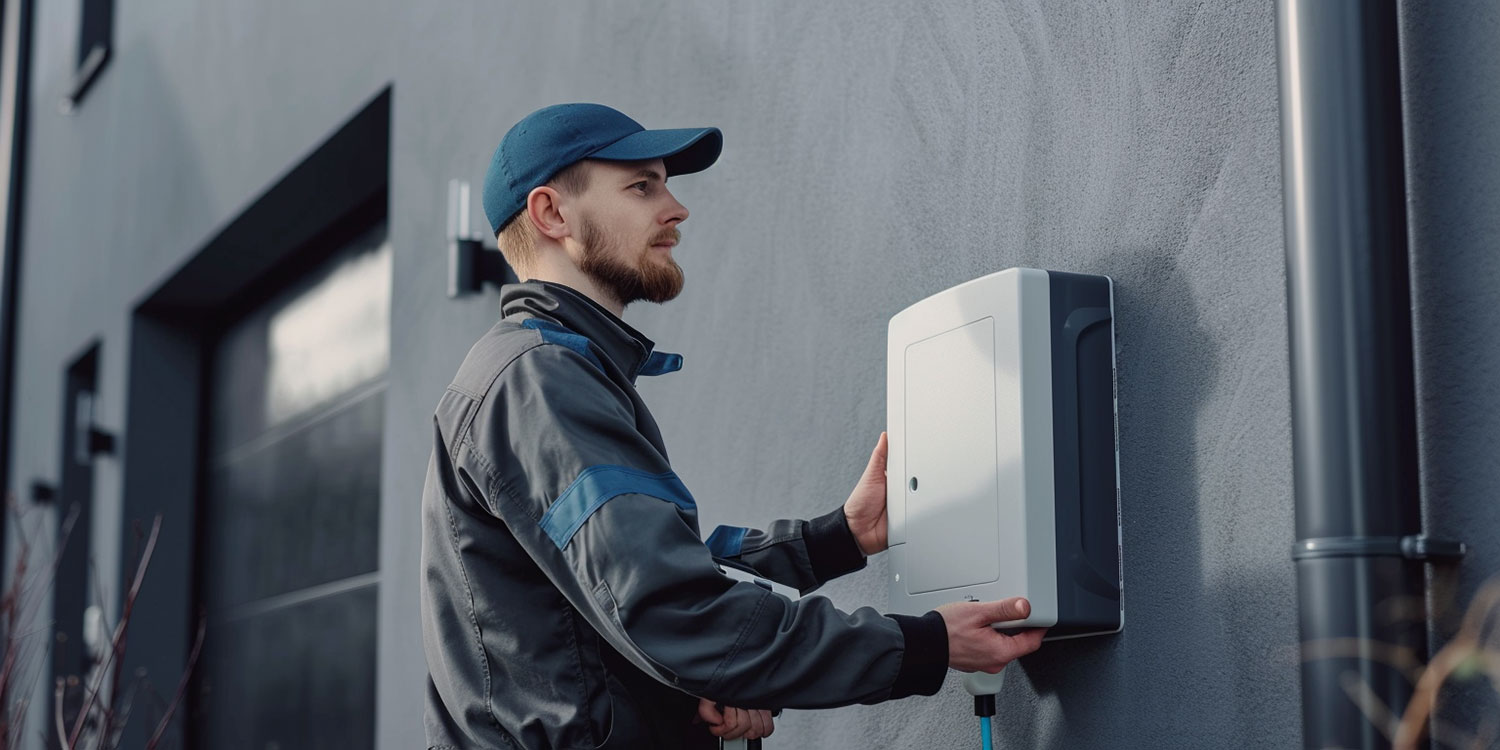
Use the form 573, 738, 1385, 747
266, 240, 391, 426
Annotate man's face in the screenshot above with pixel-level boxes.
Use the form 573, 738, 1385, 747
567, 158, 689, 307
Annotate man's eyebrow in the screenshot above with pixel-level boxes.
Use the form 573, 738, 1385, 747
630, 168, 665, 183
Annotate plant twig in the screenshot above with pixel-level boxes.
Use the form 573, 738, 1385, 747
3, 502, 78, 718
9, 695, 27, 750
1340, 670, 1398, 741
66, 514, 161, 748
1, 496, 72, 748
53, 679, 67, 750
146, 615, 206, 750
0, 544, 28, 739
89, 558, 120, 745
1300, 637, 1425, 683
102, 675, 140, 750
16, 503, 80, 631
1395, 577, 1500, 750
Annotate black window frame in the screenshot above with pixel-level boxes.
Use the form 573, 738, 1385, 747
60, 0, 112, 113
118, 87, 390, 750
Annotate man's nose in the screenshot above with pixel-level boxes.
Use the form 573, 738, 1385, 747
663, 191, 688, 225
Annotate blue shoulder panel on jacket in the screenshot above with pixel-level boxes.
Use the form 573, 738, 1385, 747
704, 526, 748, 558
638, 351, 683, 377
540, 465, 697, 549
521, 318, 605, 371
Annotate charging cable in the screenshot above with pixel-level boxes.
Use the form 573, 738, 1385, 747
963, 671, 1005, 750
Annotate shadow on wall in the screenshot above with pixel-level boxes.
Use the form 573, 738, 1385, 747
996, 251, 1247, 748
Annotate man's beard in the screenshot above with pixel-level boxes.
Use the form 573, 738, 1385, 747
577, 218, 685, 307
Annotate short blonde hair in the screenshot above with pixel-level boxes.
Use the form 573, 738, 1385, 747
496, 161, 592, 272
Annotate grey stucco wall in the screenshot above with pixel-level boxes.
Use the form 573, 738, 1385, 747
1401, 0, 1500, 742
4, 0, 1493, 748
410, 3, 1298, 747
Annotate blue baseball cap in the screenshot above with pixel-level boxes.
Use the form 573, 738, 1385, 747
483, 103, 723, 233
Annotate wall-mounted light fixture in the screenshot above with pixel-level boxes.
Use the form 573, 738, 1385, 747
72, 389, 115, 464
30, 480, 56, 504
447, 179, 510, 298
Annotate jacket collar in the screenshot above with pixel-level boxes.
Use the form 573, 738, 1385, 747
499, 281, 683, 382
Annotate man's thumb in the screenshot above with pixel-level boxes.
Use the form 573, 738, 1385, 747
867, 432, 888, 473
983, 597, 1031, 624
698, 700, 724, 725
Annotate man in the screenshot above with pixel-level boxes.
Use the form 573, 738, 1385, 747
420, 103, 1046, 749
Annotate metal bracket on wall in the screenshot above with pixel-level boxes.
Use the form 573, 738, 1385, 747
1292, 535, 1467, 563
71, 390, 117, 464
447, 179, 510, 298
87, 427, 116, 457
448, 238, 509, 298
29, 480, 55, 504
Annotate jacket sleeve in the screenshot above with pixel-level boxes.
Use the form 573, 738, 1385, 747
704, 507, 869, 595
466, 343, 948, 709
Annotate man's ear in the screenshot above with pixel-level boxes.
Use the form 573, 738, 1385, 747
526, 186, 570, 241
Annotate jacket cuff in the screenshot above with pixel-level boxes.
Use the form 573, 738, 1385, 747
887, 611, 949, 699
805, 506, 868, 584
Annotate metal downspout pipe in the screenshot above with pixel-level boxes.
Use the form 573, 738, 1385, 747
0, 0, 36, 560
1277, 1, 1463, 747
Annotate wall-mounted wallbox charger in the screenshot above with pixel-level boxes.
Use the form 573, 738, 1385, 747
884, 268, 1123, 639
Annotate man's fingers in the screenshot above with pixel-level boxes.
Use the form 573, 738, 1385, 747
697, 699, 723, 727
1016, 627, 1048, 649
726, 707, 748, 739
1016, 627, 1048, 652
937, 599, 1049, 672
704, 706, 775, 740
992, 627, 1048, 662
748, 709, 771, 740
711, 707, 734, 738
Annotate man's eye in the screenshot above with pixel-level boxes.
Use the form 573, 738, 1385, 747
631, 181, 649, 192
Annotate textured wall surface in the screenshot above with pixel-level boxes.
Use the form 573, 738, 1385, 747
1401, 0, 1500, 741
4, 0, 1491, 747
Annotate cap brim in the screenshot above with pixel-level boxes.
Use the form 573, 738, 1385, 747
589, 127, 723, 176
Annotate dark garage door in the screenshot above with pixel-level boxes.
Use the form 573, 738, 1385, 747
192, 222, 390, 749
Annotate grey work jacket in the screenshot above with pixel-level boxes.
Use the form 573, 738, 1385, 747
420, 281, 948, 750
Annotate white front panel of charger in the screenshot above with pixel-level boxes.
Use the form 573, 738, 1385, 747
886, 269, 1047, 619
903, 318, 1000, 594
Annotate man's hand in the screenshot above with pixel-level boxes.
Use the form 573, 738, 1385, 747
936, 597, 1048, 673
697, 699, 774, 740
843, 432, 889, 556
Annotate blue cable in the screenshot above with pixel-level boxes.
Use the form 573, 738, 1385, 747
980, 716, 992, 750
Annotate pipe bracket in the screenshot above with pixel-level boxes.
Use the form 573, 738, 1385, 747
1400, 535, 1467, 562
1292, 535, 1467, 562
